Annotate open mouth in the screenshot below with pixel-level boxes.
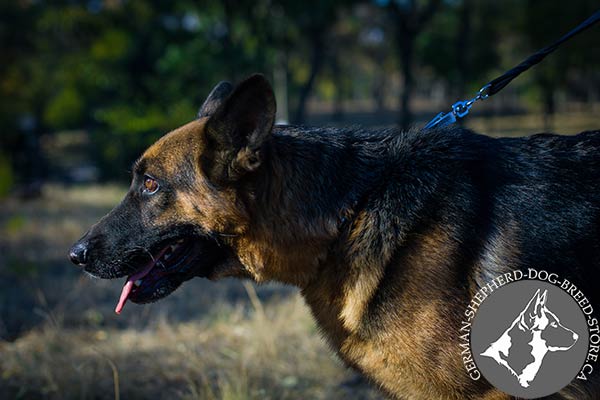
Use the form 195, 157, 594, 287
115, 238, 206, 314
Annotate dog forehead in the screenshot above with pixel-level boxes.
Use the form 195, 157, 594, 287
544, 308, 559, 322
140, 118, 207, 172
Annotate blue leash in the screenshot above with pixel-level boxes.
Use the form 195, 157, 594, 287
424, 10, 600, 130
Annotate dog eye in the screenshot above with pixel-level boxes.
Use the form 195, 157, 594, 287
551, 322, 558, 328
142, 176, 159, 194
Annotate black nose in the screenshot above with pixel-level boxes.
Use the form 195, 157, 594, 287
69, 241, 88, 265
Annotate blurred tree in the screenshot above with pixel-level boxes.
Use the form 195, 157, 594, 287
520, 0, 600, 129
0, 1, 42, 187
383, 0, 442, 129
274, 0, 358, 124
355, 5, 396, 113
0, 0, 598, 187
418, 0, 500, 100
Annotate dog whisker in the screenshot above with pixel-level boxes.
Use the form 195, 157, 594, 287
83, 271, 99, 280
217, 233, 238, 238
127, 246, 155, 262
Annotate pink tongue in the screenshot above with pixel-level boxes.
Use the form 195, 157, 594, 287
115, 247, 169, 314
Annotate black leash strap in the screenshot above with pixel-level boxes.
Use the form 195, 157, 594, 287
424, 9, 600, 130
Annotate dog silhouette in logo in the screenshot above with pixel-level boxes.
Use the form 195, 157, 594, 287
480, 289, 579, 388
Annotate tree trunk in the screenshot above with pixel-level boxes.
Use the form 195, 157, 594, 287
332, 52, 344, 122
455, 0, 472, 98
398, 30, 416, 130
222, 0, 237, 81
542, 84, 555, 132
390, 0, 442, 130
536, 73, 556, 131
274, 51, 289, 124
372, 52, 386, 113
294, 36, 325, 124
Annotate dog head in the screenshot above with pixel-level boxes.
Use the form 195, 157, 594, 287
68, 74, 276, 313
520, 289, 579, 351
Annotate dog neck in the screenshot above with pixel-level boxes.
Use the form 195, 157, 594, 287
228, 125, 388, 287
518, 330, 548, 387
226, 126, 468, 339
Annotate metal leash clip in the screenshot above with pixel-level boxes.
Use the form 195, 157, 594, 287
424, 84, 490, 130
423, 10, 600, 130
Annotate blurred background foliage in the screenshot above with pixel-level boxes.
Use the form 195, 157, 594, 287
1, 1, 599, 398
1, 0, 598, 192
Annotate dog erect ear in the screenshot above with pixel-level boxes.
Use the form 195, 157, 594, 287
520, 289, 543, 329
202, 74, 276, 183
198, 81, 233, 118
534, 289, 548, 316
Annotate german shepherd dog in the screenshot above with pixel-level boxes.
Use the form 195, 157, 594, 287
69, 74, 600, 399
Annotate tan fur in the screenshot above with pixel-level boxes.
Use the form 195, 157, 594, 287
340, 209, 388, 331
474, 220, 522, 288
137, 119, 504, 399
143, 119, 249, 235
307, 222, 484, 399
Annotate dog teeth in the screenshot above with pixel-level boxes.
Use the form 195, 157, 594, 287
159, 242, 182, 263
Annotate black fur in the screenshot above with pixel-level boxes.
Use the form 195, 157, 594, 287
69, 75, 600, 398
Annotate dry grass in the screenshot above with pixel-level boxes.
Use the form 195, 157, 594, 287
1, 293, 379, 400
0, 184, 381, 399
